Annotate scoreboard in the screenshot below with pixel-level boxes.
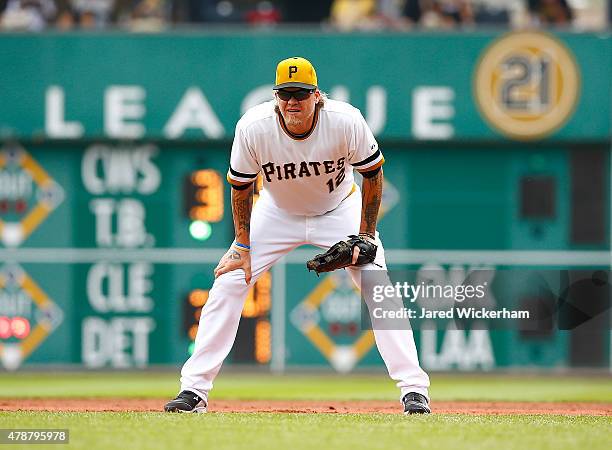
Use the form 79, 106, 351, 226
1, 140, 609, 371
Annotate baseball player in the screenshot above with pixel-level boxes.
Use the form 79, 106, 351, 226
164, 57, 430, 414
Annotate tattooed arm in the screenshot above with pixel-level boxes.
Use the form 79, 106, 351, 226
232, 183, 254, 247
359, 168, 383, 237
214, 183, 254, 284
350, 167, 383, 265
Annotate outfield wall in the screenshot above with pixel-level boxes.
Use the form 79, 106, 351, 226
0, 31, 610, 372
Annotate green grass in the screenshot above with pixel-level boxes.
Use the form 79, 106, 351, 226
0, 412, 610, 450
0, 373, 610, 450
0, 372, 610, 402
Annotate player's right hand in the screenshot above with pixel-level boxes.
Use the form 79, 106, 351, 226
214, 246, 252, 285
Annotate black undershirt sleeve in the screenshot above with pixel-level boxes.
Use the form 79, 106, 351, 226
360, 166, 381, 179
231, 182, 254, 191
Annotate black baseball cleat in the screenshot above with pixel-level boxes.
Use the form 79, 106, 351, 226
164, 390, 207, 413
402, 392, 431, 415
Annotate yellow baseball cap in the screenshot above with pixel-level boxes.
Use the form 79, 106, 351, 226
274, 57, 318, 90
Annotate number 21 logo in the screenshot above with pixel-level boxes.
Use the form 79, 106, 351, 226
474, 31, 580, 140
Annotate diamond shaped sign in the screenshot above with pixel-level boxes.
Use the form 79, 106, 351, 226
0, 144, 64, 247
0, 264, 63, 370
290, 271, 375, 373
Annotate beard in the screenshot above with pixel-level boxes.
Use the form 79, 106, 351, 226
284, 115, 304, 128
284, 109, 315, 130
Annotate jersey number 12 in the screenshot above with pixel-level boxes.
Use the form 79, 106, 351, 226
326, 171, 345, 193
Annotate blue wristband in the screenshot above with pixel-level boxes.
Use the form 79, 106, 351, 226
234, 242, 251, 250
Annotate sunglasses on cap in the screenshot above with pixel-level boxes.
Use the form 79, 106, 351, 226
276, 89, 314, 101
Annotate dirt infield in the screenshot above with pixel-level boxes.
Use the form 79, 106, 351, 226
1, 398, 611, 415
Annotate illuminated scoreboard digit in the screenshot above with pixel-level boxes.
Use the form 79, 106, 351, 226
183, 169, 224, 223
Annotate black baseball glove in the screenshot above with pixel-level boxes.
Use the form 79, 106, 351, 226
306, 234, 378, 275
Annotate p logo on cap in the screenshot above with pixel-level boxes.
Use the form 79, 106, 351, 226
274, 57, 317, 90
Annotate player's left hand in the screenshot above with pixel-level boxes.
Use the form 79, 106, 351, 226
352, 233, 376, 265
306, 234, 378, 275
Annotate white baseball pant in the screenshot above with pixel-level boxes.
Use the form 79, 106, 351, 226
180, 186, 430, 402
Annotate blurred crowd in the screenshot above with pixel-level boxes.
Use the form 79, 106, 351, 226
0, 0, 605, 31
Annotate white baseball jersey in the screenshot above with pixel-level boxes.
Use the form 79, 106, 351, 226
181, 101, 430, 405
227, 99, 384, 216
